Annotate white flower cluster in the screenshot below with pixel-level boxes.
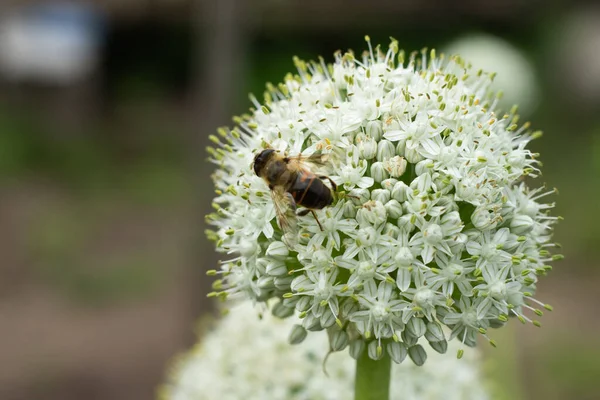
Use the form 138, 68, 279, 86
206, 38, 560, 362
161, 302, 489, 400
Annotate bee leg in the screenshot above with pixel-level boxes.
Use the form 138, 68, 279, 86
318, 176, 359, 201
297, 209, 324, 231
310, 210, 324, 231
297, 209, 310, 216
318, 175, 337, 191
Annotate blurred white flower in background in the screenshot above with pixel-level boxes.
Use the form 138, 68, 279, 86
0, 3, 105, 85
161, 302, 489, 400
555, 6, 600, 106
444, 34, 538, 114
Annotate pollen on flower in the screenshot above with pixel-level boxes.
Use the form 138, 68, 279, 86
205, 37, 560, 364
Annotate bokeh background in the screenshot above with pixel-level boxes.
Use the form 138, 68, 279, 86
1, 1, 599, 399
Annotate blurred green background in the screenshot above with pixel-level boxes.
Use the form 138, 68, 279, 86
0, 1, 598, 399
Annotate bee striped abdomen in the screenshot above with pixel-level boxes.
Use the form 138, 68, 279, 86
289, 171, 333, 210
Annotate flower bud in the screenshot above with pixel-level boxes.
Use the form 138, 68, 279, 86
354, 132, 366, 144
520, 198, 541, 218
256, 258, 268, 275
282, 295, 299, 308
441, 210, 462, 229
401, 330, 418, 346
341, 296, 359, 315
397, 214, 416, 233
406, 317, 426, 338
385, 199, 403, 219
257, 275, 274, 289
266, 241, 289, 259
471, 207, 499, 231
415, 159, 435, 176
384, 156, 408, 178
510, 214, 535, 235
368, 340, 383, 360
391, 181, 409, 202
357, 135, 378, 160
408, 344, 427, 366
288, 324, 308, 344
413, 287, 435, 308
320, 311, 337, 328
507, 150, 526, 169
357, 200, 387, 226
489, 280, 507, 300
311, 250, 332, 269
438, 145, 457, 165
387, 341, 408, 364
380, 178, 398, 191
395, 246, 414, 267
331, 330, 349, 351
349, 339, 366, 360
304, 314, 322, 331
405, 145, 424, 163
274, 276, 293, 290
507, 290, 524, 306
371, 188, 391, 204
370, 161, 389, 183
349, 188, 370, 205
383, 222, 400, 237
353, 261, 375, 282
422, 223, 443, 245
433, 174, 454, 195
342, 199, 357, 218
272, 301, 295, 318
428, 340, 448, 354
455, 176, 479, 202
366, 120, 383, 141
295, 296, 312, 312
395, 139, 406, 156
377, 139, 396, 161
266, 260, 288, 276
425, 321, 445, 342
449, 233, 468, 254
239, 239, 259, 257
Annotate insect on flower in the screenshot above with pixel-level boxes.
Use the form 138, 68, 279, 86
205, 38, 561, 364
252, 148, 338, 238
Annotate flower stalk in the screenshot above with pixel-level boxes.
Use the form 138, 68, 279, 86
355, 350, 392, 400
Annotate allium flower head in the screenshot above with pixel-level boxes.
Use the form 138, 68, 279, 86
206, 37, 560, 363
161, 303, 489, 400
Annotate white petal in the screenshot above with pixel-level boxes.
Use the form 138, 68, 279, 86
383, 130, 406, 141
396, 268, 412, 291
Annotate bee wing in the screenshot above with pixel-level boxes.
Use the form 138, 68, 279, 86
271, 186, 298, 242
286, 152, 330, 172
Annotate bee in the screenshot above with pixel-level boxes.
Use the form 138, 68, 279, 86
252, 148, 338, 237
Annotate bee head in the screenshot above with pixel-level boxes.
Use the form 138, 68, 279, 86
253, 149, 276, 176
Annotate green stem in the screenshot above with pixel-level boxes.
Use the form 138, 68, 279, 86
354, 349, 392, 400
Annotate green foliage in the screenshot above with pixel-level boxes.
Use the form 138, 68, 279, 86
27, 205, 166, 306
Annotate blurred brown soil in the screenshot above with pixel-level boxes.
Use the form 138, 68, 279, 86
0, 181, 205, 400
